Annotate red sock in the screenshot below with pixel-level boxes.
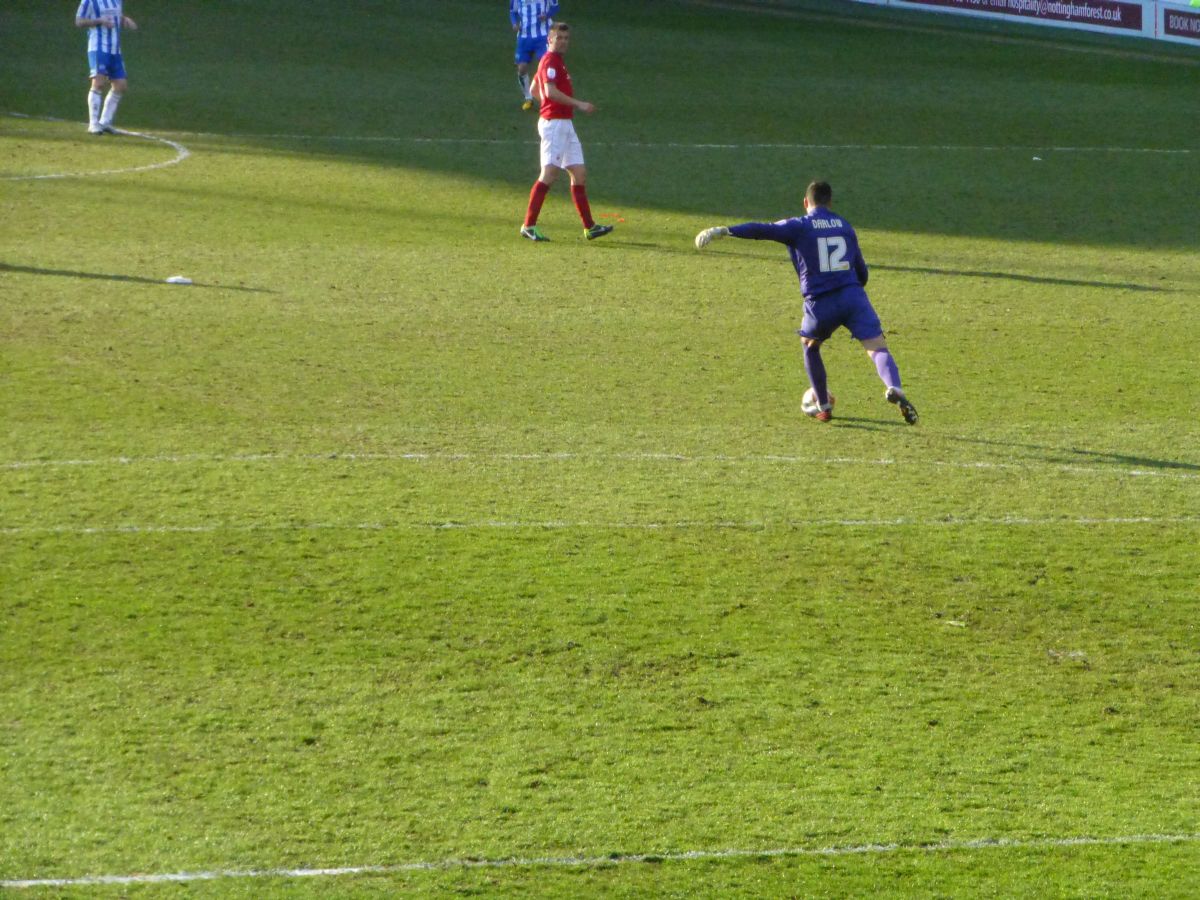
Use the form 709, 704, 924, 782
571, 184, 594, 229
524, 181, 550, 227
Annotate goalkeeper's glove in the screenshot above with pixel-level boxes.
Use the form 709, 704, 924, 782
694, 226, 730, 250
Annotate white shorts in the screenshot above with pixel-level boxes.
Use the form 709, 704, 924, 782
538, 117, 585, 170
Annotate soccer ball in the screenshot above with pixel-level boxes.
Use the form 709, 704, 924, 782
801, 387, 835, 417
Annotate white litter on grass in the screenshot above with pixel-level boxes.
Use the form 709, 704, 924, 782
165, 275, 193, 285
1032, 156, 1042, 161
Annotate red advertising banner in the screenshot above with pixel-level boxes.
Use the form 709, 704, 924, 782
901, 0, 1144, 30
1163, 6, 1200, 39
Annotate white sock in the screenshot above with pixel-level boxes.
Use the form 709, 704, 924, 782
100, 90, 122, 127
519, 73, 531, 100
88, 89, 103, 126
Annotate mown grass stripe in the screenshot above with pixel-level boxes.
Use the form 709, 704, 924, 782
3, 516, 1199, 537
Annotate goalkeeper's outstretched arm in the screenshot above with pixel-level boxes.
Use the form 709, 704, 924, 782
696, 220, 799, 249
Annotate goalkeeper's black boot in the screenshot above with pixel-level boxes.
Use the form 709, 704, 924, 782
886, 387, 919, 425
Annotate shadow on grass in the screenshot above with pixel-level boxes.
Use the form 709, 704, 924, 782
872, 264, 1172, 293
947, 433, 1200, 472
829, 417, 907, 430
0, 262, 275, 294
677, 248, 1172, 293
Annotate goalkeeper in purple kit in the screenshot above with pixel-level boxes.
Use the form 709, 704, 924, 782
695, 181, 918, 425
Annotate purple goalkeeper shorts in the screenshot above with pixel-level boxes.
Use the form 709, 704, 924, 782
798, 284, 884, 342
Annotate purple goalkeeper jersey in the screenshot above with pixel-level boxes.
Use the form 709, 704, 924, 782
729, 206, 869, 300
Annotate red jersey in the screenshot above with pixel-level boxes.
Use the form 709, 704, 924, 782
534, 51, 573, 120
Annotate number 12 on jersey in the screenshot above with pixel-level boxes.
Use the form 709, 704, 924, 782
817, 236, 849, 272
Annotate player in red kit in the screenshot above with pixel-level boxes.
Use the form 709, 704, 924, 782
520, 23, 614, 242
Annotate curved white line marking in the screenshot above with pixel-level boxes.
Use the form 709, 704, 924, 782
2, 113, 190, 181
2, 833, 1196, 889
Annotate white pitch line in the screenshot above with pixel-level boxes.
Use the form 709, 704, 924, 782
162, 128, 1195, 155
9, 112, 1188, 163
2, 515, 1199, 538
2, 832, 1196, 889
2, 113, 190, 181
3, 450, 1197, 480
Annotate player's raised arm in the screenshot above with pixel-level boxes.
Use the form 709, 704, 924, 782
695, 220, 798, 249
727, 221, 799, 242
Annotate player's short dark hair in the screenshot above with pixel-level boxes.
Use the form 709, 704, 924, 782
551, 22, 570, 34
806, 181, 833, 206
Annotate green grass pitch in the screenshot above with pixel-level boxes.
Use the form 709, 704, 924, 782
2, 0, 1198, 895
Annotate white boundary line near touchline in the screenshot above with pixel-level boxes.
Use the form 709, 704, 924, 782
1, 113, 190, 181
4, 449, 1198, 480
163, 127, 1197, 155
3, 833, 1197, 889
3, 515, 1200, 538
8, 111, 1190, 156
683, 0, 1200, 60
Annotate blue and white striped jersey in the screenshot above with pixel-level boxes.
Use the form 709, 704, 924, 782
510, 0, 559, 39
77, 0, 124, 55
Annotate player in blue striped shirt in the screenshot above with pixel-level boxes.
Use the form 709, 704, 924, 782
511, 1, 560, 110
75, 0, 138, 134
695, 181, 919, 424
